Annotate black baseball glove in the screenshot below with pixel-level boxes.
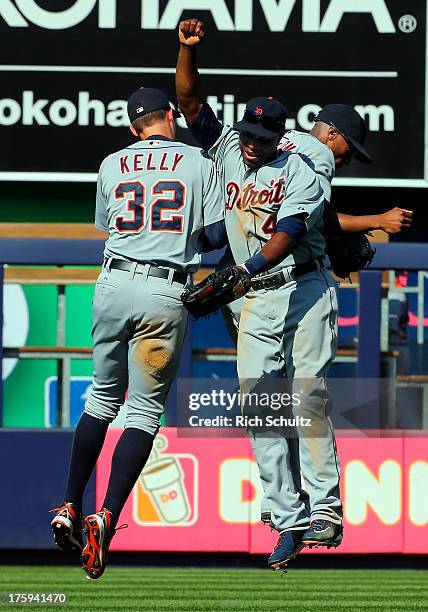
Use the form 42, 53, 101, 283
326, 232, 376, 280
181, 266, 252, 319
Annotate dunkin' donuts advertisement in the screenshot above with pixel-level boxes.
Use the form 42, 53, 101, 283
96, 428, 428, 554
134, 434, 198, 527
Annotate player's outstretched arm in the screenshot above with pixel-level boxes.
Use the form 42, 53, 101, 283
338, 207, 413, 234
176, 19, 205, 125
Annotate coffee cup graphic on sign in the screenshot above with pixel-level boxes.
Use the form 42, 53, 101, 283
139, 437, 191, 524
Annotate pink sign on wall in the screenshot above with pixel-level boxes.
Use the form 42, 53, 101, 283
96, 429, 428, 554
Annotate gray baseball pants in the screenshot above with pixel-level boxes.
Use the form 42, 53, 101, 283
84, 263, 188, 434
236, 266, 342, 532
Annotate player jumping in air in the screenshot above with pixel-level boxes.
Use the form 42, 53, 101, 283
175, 19, 412, 570
176, 19, 338, 570
50, 86, 226, 579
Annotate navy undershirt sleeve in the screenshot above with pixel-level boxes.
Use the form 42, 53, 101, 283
201, 219, 228, 252
276, 214, 307, 243
189, 103, 223, 151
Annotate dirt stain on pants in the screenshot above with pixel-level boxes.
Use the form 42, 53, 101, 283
135, 339, 172, 377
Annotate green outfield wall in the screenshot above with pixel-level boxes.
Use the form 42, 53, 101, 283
2, 183, 96, 426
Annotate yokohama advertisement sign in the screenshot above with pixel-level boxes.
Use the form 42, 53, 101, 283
0, 0, 427, 186
98, 428, 428, 554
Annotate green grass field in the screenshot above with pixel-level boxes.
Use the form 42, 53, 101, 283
0, 566, 427, 612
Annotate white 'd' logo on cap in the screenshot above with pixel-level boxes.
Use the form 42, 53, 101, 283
136, 106, 144, 113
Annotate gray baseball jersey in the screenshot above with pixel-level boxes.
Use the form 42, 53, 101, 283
208, 127, 325, 269
279, 130, 335, 203
96, 139, 224, 273
85, 136, 224, 437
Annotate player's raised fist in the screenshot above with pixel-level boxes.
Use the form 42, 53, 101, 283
179, 19, 205, 46
379, 207, 413, 233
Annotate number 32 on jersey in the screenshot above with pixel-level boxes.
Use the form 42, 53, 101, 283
114, 180, 186, 234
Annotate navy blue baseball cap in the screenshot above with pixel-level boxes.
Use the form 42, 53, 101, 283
234, 97, 287, 139
127, 87, 181, 123
314, 104, 372, 163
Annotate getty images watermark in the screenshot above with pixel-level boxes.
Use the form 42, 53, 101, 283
176, 379, 322, 437
187, 389, 311, 429
176, 378, 405, 438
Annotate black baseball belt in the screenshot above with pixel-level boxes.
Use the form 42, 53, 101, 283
251, 259, 322, 291
107, 259, 188, 285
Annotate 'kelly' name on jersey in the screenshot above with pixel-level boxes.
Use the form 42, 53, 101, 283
119, 151, 184, 174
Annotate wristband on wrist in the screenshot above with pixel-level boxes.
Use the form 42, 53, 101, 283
242, 252, 270, 277
238, 264, 250, 274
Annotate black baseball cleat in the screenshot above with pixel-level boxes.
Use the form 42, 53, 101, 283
302, 519, 343, 548
261, 512, 271, 524
261, 512, 274, 529
268, 530, 305, 570
81, 508, 127, 580
50, 502, 83, 552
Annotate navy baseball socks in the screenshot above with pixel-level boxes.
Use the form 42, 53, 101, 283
64, 412, 110, 505
101, 427, 154, 525
81, 427, 153, 579
303, 519, 343, 548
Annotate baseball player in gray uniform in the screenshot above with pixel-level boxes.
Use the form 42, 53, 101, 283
176, 19, 341, 570
222, 111, 412, 515
256, 115, 410, 526
50, 86, 225, 579
223, 112, 412, 345
220, 109, 412, 531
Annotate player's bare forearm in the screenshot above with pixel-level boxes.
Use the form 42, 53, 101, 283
176, 20, 205, 124
338, 213, 379, 233
338, 207, 412, 234
176, 46, 203, 123
260, 232, 295, 269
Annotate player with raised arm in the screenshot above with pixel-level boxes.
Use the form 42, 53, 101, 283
177, 19, 342, 571
176, 21, 413, 557
176, 23, 411, 235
